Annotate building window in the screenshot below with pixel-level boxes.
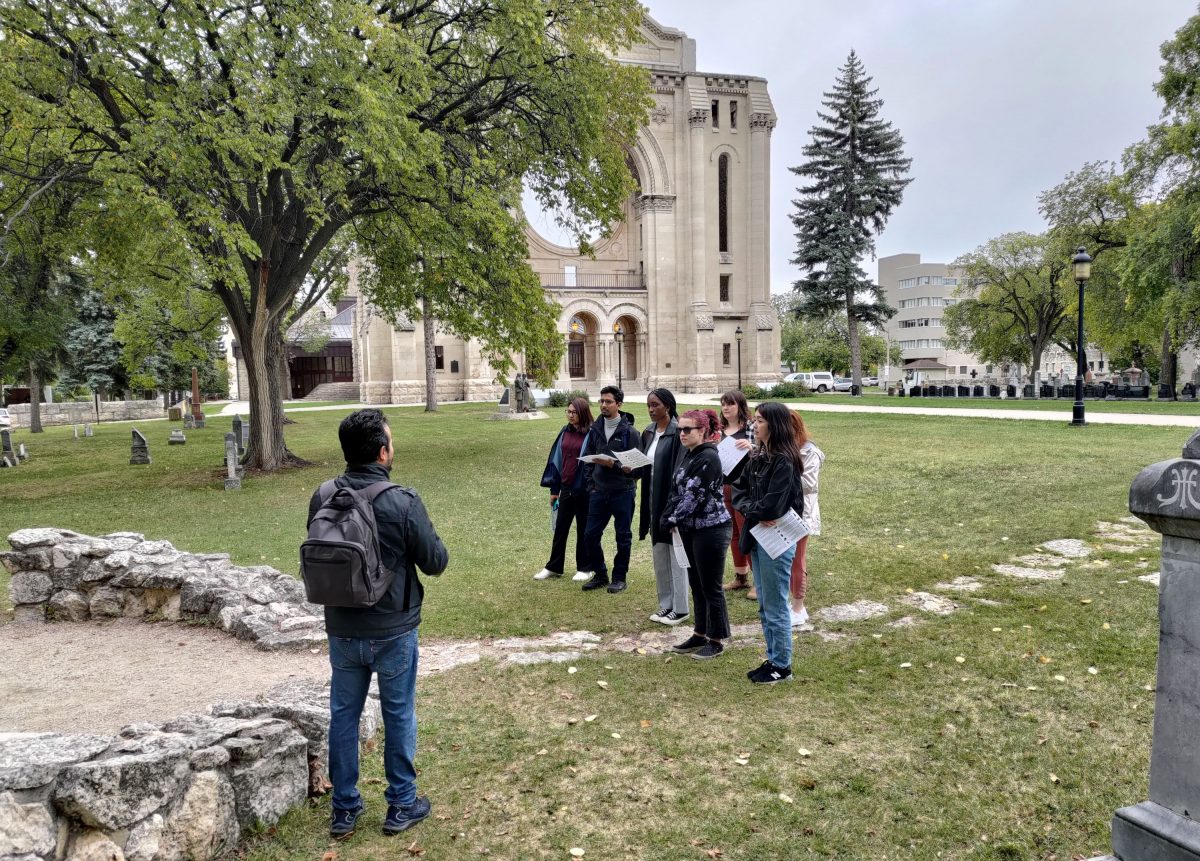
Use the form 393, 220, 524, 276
718, 154, 730, 254
711, 99, 719, 128
435, 346, 444, 370
720, 274, 730, 302
450, 359, 459, 373
729, 100, 737, 130
563, 265, 576, 287
723, 343, 731, 365
960, 366, 968, 374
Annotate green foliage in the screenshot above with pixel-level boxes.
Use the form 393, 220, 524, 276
778, 300, 899, 376
546, 389, 591, 408
790, 51, 911, 383
56, 287, 130, 396
744, 381, 813, 400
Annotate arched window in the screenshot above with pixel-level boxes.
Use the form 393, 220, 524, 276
718, 153, 730, 254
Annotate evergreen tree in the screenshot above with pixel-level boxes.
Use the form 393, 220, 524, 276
58, 287, 129, 398
790, 51, 911, 389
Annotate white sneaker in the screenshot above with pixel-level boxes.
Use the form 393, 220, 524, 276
649, 609, 668, 623
572, 570, 592, 582
790, 607, 810, 628
534, 568, 560, 580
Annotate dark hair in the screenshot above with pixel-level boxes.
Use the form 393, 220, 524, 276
681, 408, 721, 443
754, 402, 803, 470
568, 397, 594, 432
339, 408, 390, 465
600, 385, 624, 405
647, 387, 678, 419
719, 389, 750, 429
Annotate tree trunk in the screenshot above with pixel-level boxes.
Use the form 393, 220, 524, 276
1161, 323, 1178, 400
274, 329, 296, 424
237, 310, 307, 470
845, 296, 862, 391
28, 363, 42, 433
423, 294, 437, 412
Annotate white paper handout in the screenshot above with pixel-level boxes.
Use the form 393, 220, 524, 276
717, 435, 749, 475
612, 448, 653, 469
749, 509, 811, 560
671, 529, 690, 569
578, 454, 613, 464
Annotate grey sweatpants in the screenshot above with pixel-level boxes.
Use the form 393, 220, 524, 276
652, 540, 690, 615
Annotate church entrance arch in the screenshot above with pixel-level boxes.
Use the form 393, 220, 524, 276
614, 314, 640, 385
567, 312, 598, 380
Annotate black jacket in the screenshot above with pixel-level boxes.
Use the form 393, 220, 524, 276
307, 463, 448, 638
661, 442, 731, 532
638, 418, 684, 543
732, 451, 803, 555
583, 410, 640, 495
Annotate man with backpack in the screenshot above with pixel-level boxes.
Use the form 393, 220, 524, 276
304, 409, 448, 839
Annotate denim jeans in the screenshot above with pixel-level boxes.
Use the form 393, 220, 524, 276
328, 629, 419, 810
751, 543, 796, 668
583, 488, 635, 583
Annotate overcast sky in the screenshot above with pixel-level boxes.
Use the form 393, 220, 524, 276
642, 0, 1196, 293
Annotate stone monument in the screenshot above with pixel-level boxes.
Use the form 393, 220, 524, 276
1092, 428, 1200, 860
190, 367, 206, 429
497, 387, 511, 415
129, 428, 151, 465
224, 433, 242, 490
168, 429, 187, 445
84, 423, 93, 437
232, 414, 245, 458
17, 442, 28, 462
514, 373, 531, 413
1, 429, 15, 467
183, 411, 195, 430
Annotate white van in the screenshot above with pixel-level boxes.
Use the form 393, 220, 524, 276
783, 371, 837, 393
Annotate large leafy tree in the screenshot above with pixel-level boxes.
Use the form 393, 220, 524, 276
1, 0, 649, 469
790, 50, 911, 391
775, 296, 897, 376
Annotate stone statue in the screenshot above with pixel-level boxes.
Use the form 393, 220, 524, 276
514, 373, 531, 413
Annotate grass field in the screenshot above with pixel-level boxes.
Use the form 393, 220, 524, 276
805, 390, 1200, 415
0, 403, 1182, 859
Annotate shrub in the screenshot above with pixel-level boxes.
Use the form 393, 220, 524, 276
745, 381, 813, 401
547, 389, 591, 408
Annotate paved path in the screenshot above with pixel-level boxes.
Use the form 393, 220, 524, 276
228, 396, 1200, 428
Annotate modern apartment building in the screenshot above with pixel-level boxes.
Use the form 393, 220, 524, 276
878, 253, 986, 384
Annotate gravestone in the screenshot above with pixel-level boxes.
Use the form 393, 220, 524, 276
0, 429, 14, 467
232, 414, 245, 458
17, 443, 28, 462
168, 429, 187, 445
1182, 382, 1197, 403
129, 428, 151, 465
84, 424, 93, 437
73, 424, 80, 441
183, 412, 195, 430
498, 387, 511, 414
1096, 429, 1200, 860
224, 433, 242, 490
190, 367, 206, 428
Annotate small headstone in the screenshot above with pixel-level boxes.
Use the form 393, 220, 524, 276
224, 433, 241, 490
84, 424, 93, 437
73, 424, 80, 441
168, 429, 187, 446
17, 443, 28, 462
497, 388, 511, 414
129, 428, 151, 465
167, 406, 182, 421
183, 413, 195, 430
0, 429, 13, 460
232, 414, 245, 457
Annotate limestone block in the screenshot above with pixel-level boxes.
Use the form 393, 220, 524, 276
66, 830, 124, 861
278, 616, 322, 633
255, 629, 326, 652
98, 534, 143, 550
54, 748, 190, 830
11, 605, 44, 624
48, 591, 90, 622
110, 566, 186, 591
187, 748, 230, 772
0, 791, 57, 856
129, 541, 176, 557
10, 571, 53, 604
81, 560, 110, 583
52, 545, 82, 570
268, 576, 306, 604
238, 579, 279, 607
230, 613, 278, 643
0, 733, 111, 792
226, 729, 307, 829
7, 528, 82, 551
0, 548, 51, 574
178, 580, 211, 616
213, 605, 244, 633
77, 539, 117, 559
121, 592, 147, 619
102, 553, 131, 572
123, 814, 163, 861
161, 771, 239, 861
88, 588, 124, 618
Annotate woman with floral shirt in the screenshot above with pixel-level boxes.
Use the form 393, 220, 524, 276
661, 408, 732, 661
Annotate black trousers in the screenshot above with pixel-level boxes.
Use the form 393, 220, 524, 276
681, 523, 732, 640
544, 491, 591, 574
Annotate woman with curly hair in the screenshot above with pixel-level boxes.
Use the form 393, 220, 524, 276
661, 408, 732, 661
718, 389, 754, 596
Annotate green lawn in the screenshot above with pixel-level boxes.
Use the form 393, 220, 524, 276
813, 390, 1200, 415
0, 403, 1180, 859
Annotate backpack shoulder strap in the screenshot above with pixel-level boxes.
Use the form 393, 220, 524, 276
316, 479, 341, 504
360, 480, 397, 503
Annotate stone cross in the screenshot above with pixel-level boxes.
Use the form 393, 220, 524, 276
129, 428, 151, 465
232, 414, 245, 458
1098, 428, 1200, 859
168, 429, 187, 446
224, 433, 242, 490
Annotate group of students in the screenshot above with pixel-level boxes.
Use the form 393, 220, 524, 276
536, 386, 824, 685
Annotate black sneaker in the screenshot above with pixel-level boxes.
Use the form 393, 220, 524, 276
581, 574, 610, 591
692, 641, 724, 660
750, 662, 793, 685
746, 660, 771, 680
671, 634, 706, 653
660, 610, 689, 626
606, 580, 627, 593
382, 796, 431, 835
330, 800, 366, 838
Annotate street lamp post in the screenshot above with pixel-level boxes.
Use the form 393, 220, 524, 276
735, 326, 743, 390
614, 323, 624, 391
1070, 246, 1092, 428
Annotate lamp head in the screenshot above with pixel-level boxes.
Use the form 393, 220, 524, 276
735, 326, 743, 342
1072, 247, 1092, 282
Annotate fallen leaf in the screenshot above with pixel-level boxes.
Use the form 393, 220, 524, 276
405, 841, 425, 857
570, 850, 585, 859
567, 667, 578, 675
955, 656, 966, 664
1038, 656, 1053, 664
735, 758, 749, 765
1088, 667, 1099, 675
536, 748, 548, 756
1049, 773, 1060, 784
1002, 536, 1009, 541
941, 553, 950, 561
567, 718, 578, 726
1038, 605, 1047, 611
560, 692, 574, 701
640, 719, 652, 728
1088, 720, 1100, 728
1027, 686, 1040, 691
596, 681, 609, 689
705, 850, 723, 859
992, 627, 1002, 632
1080, 599, 1092, 605
1102, 623, 1111, 630
779, 792, 795, 804
604, 665, 614, 670
1001, 683, 1018, 688
1037, 736, 1048, 745
584, 714, 598, 722
636, 648, 647, 655
322, 852, 339, 861
798, 748, 812, 757
689, 839, 706, 847
611, 733, 621, 739
899, 662, 912, 668
1054, 675, 1066, 682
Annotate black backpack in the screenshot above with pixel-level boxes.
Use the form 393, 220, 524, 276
301, 479, 396, 608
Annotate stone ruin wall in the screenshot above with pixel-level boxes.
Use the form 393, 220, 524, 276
6, 400, 164, 429
1, 528, 374, 861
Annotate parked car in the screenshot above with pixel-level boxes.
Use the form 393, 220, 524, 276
0, 408, 10, 428
833, 376, 853, 392
785, 371, 837, 393
861, 375, 879, 387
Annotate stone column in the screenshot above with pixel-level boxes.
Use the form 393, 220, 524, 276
1096, 428, 1200, 860
688, 108, 714, 388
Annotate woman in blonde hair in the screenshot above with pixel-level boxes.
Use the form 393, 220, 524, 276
718, 389, 754, 596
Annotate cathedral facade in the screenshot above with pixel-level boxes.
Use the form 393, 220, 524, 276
355, 16, 780, 403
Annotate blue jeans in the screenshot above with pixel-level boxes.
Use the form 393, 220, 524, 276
328, 629, 419, 810
751, 544, 796, 668
583, 488, 635, 582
